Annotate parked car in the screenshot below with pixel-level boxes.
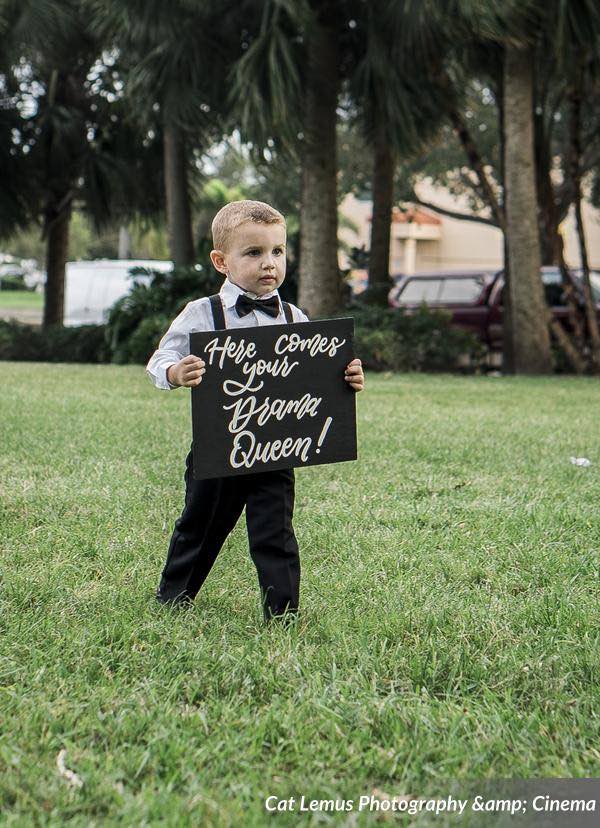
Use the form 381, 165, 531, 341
64, 259, 173, 326
388, 267, 600, 350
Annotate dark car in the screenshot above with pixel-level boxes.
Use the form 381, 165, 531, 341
388, 267, 600, 351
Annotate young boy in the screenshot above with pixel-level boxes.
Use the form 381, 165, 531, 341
146, 200, 364, 622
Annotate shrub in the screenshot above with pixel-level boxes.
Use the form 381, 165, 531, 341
345, 303, 486, 372
0, 320, 109, 363
105, 265, 223, 364
112, 314, 172, 365
0, 274, 29, 291
104, 271, 486, 371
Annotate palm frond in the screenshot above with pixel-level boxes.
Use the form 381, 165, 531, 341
228, 0, 308, 151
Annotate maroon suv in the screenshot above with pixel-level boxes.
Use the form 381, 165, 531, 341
388, 267, 600, 350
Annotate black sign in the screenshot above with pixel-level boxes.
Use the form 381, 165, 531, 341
190, 318, 357, 479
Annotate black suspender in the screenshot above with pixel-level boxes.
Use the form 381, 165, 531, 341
208, 294, 294, 329
208, 294, 226, 330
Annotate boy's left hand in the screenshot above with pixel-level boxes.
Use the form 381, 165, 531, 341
344, 358, 364, 392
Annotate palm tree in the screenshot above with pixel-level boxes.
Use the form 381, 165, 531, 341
415, 0, 554, 372
93, 0, 240, 267
501, 0, 600, 372
0, 41, 32, 239
503, 41, 553, 373
231, 0, 343, 317
0, 0, 158, 327
354, 3, 472, 304
1, 1, 91, 327
297, 5, 341, 315
554, 1, 600, 370
231, 0, 448, 314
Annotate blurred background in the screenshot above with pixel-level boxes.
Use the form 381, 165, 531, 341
1, 0, 599, 373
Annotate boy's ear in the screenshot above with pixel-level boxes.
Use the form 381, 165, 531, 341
210, 249, 228, 274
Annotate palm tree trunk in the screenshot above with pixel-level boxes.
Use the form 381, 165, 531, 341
503, 45, 552, 374
498, 72, 514, 373
298, 19, 340, 317
42, 199, 71, 329
164, 124, 195, 266
368, 122, 395, 304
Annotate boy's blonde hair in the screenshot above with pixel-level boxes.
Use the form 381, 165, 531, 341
211, 200, 286, 251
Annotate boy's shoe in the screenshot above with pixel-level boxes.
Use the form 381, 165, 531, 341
155, 589, 194, 608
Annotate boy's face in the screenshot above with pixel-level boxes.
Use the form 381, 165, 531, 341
210, 221, 286, 296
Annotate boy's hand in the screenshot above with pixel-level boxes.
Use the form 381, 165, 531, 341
344, 358, 364, 392
167, 356, 206, 387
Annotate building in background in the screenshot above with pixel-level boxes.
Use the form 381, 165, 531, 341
340, 181, 600, 283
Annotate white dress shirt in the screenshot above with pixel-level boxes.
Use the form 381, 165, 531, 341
146, 277, 310, 390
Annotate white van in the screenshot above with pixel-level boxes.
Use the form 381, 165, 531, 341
64, 259, 173, 326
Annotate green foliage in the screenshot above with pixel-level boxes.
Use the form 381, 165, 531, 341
0, 274, 29, 291
102, 268, 485, 371
0, 320, 109, 363
105, 264, 223, 364
8, 213, 171, 265
347, 303, 487, 372
118, 314, 171, 365
0, 294, 489, 373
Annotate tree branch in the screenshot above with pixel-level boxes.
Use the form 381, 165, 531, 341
431, 68, 506, 230
448, 107, 506, 231
410, 195, 499, 227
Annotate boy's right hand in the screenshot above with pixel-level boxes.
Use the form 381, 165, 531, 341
167, 356, 206, 387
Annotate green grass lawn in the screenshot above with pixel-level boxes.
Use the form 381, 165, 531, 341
0, 289, 43, 310
1, 364, 598, 825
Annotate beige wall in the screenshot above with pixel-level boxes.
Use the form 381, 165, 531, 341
340, 181, 600, 274
562, 200, 600, 268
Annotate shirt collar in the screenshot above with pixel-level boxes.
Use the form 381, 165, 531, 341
219, 277, 280, 309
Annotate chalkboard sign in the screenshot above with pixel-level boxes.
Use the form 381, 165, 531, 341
190, 318, 357, 480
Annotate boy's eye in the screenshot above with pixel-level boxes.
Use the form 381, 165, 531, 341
246, 248, 284, 256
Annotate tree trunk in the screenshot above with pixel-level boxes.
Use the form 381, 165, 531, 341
503, 45, 552, 374
298, 19, 340, 317
118, 225, 131, 259
573, 199, 600, 369
536, 169, 561, 266
557, 239, 585, 353
42, 200, 71, 329
163, 124, 195, 266
367, 122, 395, 305
569, 71, 600, 371
536, 118, 585, 349
533, 101, 561, 266
534, 115, 584, 351
498, 72, 514, 373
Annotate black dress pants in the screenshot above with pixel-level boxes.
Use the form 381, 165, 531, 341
158, 446, 300, 620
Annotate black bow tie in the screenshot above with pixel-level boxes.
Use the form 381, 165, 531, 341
235, 293, 280, 318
